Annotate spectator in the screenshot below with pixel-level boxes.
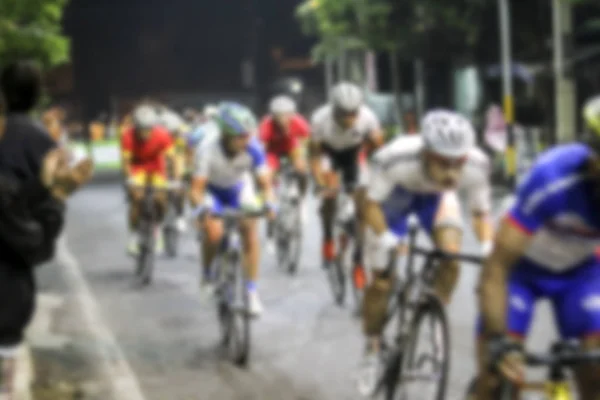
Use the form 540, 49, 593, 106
0, 60, 93, 395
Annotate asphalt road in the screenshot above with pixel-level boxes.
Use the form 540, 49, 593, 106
34, 183, 558, 400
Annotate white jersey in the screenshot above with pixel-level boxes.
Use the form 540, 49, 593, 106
310, 104, 380, 151
193, 135, 268, 189
367, 135, 492, 213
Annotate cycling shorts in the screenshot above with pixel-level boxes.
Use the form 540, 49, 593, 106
476, 257, 600, 339
129, 169, 168, 189
204, 175, 259, 214
320, 143, 367, 189
364, 189, 462, 271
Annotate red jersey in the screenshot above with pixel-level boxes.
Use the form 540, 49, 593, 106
259, 114, 310, 155
121, 126, 173, 174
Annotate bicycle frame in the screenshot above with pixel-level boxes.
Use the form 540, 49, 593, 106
389, 224, 484, 340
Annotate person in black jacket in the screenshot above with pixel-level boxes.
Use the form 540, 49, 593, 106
0, 60, 93, 394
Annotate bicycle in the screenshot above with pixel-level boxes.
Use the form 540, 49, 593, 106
130, 178, 180, 286
163, 181, 183, 258
375, 223, 483, 400
322, 184, 364, 311
273, 159, 303, 275
204, 207, 268, 367
465, 339, 600, 399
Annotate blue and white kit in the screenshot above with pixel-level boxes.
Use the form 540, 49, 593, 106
194, 135, 268, 213
482, 143, 600, 339
364, 135, 492, 269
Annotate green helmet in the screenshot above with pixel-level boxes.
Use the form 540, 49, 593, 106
216, 102, 257, 137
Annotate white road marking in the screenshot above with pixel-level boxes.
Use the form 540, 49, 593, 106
57, 236, 147, 400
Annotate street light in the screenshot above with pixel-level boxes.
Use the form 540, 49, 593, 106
498, 0, 516, 188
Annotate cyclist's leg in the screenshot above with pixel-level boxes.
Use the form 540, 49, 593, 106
265, 153, 280, 241
416, 191, 464, 304
220, 182, 264, 315
553, 260, 600, 399
349, 153, 367, 283
151, 173, 169, 222
320, 155, 338, 264
358, 213, 407, 393
362, 214, 407, 339
200, 189, 225, 287
127, 170, 146, 252
475, 263, 535, 400
289, 145, 308, 197
0, 266, 35, 397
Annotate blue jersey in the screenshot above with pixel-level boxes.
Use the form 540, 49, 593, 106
507, 143, 600, 272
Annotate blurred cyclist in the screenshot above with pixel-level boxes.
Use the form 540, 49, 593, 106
121, 104, 176, 255
159, 109, 187, 231
189, 102, 275, 316
309, 82, 384, 290
259, 95, 310, 247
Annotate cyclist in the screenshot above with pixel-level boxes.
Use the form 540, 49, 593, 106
476, 97, 600, 400
309, 81, 383, 290
358, 109, 494, 395
189, 102, 275, 316
121, 104, 176, 255
259, 95, 310, 246
159, 109, 188, 231
203, 104, 219, 121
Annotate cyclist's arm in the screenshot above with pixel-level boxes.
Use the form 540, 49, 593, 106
189, 146, 209, 207
467, 163, 494, 251
249, 144, 275, 205
479, 169, 558, 335
294, 117, 311, 160
479, 218, 531, 335
163, 133, 182, 180
309, 139, 325, 187
364, 162, 394, 235
364, 111, 384, 157
120, 133, 133, 178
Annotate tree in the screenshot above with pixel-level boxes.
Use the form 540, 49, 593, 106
0, 0, 70, 68
296, 0, 490, 62
296, 0, 393, 61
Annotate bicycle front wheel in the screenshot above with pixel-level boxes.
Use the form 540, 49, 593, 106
136, 220, 155, 286
388, 295, 450, 400
224, 251, 251, 367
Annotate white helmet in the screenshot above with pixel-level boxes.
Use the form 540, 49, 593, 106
132, 105, 158, 130
330, 81, 363, 112
160, 110, 183, 132
203, 105, 218, 120
421, 109, 475, 158
269, 95, 296, 115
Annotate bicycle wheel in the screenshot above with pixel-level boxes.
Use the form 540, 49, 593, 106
136, 219, 155, 286
385, 295, 450, 400
163, 207, 179, 258
285, 205, 302, 275
326, 256, 346, 306
224, 250, 251, 366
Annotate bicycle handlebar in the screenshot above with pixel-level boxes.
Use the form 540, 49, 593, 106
127, 179, 183, 190
207, 207, 269, 220
500, 342, 600, 367
409, 245, 484, 266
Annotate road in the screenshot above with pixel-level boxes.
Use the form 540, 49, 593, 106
34, 183, 558, 400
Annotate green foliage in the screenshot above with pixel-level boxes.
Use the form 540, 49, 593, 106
297, 0, 600, 63
296, 0, 489, 62
296, 0, 393, 61
0, 0, 70, 68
